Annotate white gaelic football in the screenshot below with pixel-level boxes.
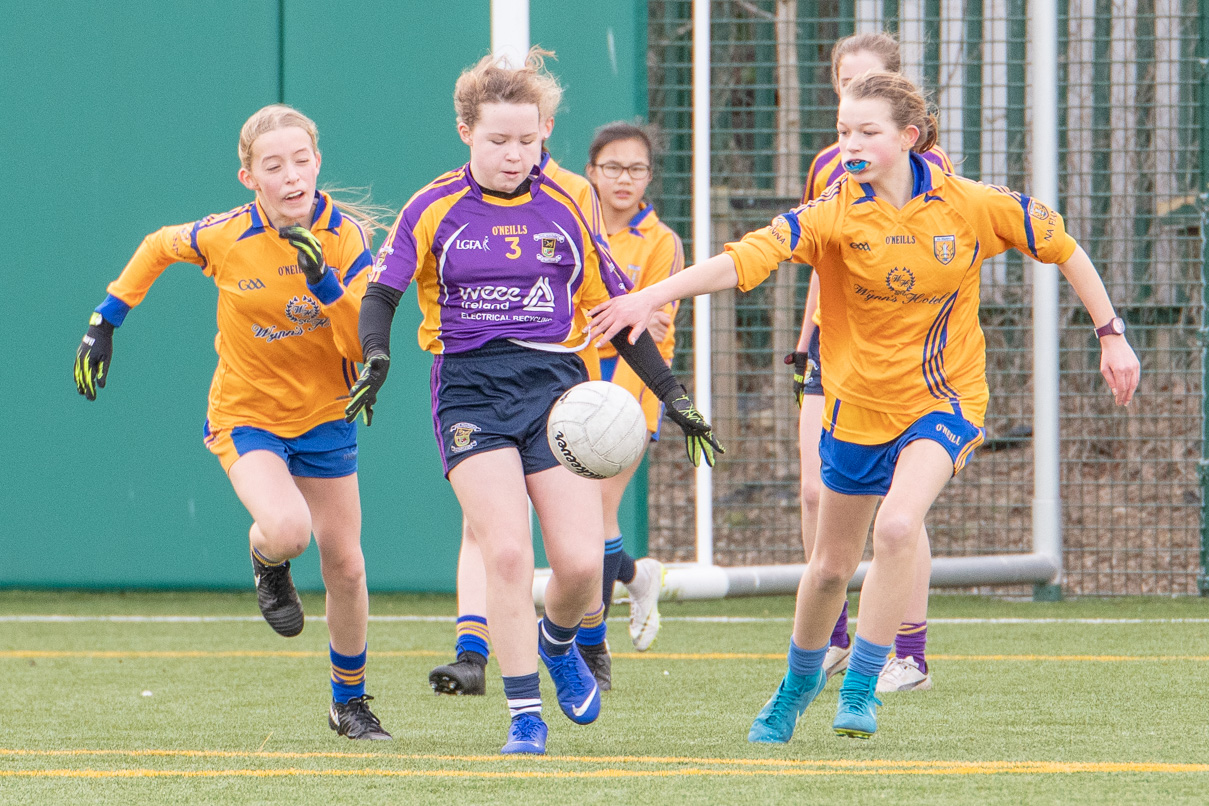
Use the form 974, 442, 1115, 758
547, 380, 648, 479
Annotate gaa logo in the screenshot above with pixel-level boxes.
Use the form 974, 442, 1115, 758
238, 278, 267, 291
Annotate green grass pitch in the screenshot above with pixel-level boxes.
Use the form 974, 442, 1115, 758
3, 590, 1209, 804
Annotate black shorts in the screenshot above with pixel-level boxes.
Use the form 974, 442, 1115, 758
803, 327, 824, 397
430, 340, 589, 477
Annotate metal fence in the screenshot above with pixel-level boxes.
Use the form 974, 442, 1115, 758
644, 0, 1204, 595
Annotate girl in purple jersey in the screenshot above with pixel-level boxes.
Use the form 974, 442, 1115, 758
343, 49, 719, 755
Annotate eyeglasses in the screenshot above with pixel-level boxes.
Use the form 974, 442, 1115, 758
594, 162, 651, 180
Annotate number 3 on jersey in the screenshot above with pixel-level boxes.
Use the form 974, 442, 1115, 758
505, 237, 521, 259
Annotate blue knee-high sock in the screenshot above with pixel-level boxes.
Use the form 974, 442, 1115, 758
602, 536, 626, 619
455, 615, 490, 661
576, 603, 607, 647
846, 634, 893, 679
787, 638, 829, 679
330, 644, 368, 703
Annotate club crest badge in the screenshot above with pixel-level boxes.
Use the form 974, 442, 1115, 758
534, 232, 566, 264
450, 422, 481, 453
933, 235, 956, 265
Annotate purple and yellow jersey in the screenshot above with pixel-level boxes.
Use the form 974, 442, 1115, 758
597, 205, 685, 433
370, 162, 631, 355
802, 144, 955, 328
726, 153, 1078, 444
101, 192, 372, 437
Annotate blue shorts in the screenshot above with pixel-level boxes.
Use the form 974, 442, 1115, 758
203, 418, 358, 477
802, 327, 824, 397
599, 355, 619, 382
430, 340, 589, 477
819, 410, 984, 496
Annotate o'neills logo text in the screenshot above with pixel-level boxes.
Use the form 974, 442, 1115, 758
552, 431, 604, 479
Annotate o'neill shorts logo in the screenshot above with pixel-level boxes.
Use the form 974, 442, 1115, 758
534, 232, 566, 264
933, 234, 956, 265
523, 277, 556, 312
450, 422, 481, 453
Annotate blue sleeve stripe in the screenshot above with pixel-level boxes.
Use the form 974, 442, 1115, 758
343, 250, 374, 286
95, 294, 132, 326
779, 214, 801, 251
309, 271, 344, 305
1017, 194, 1038, 257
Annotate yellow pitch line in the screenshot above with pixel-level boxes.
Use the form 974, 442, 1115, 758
5, 649, 1209, 662
3, 749, 1208, 775
0, 650, 445, 659
5, 762, 1209, 780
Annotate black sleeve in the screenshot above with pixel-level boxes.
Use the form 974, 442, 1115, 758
610, 328, 684, 402
359, 282, 403, 359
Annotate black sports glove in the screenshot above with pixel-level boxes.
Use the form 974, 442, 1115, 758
278, 225, 327, 285
74, 312, 115, 401
343, 354, 390, 426
784, 351, 816, 409
665, 393, 724, 468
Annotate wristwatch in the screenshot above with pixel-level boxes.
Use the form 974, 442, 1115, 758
1094, 317, 1126, 338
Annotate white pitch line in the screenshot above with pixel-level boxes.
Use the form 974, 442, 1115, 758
0, 613, 1204, 628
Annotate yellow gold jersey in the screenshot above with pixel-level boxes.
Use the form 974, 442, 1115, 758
802, 143, 955, 329
726, 154, 1077, 444
102, 192, 372, 437
597, 204, 684, 433
545, 154, 605, 380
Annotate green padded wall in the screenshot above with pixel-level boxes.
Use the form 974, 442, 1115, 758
1, 0, 646, 591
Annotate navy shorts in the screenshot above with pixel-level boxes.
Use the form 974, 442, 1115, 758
802, 327, 824, 397
203, 418, 358, 477
430, 340, 589, 477
819, 410, 984, 496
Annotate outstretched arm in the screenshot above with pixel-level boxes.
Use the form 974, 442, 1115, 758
589, 252, 740, 346
1057, 245, 1140, 406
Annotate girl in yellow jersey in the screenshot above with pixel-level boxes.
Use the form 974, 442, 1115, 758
72, 105, 391, 740
591, 71, 1139, 742
789, 32, 953, 693
571, 121, 685, 686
